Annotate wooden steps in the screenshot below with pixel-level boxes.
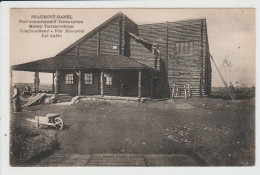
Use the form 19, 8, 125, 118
87, 154, 146, 166
37, 153, 198, 166
23, 93, 46, 107
58, 94, 73, 102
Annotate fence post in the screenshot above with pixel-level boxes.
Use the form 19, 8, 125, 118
35, 116, 39, 129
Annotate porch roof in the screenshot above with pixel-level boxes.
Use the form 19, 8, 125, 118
11, 54, 151, 73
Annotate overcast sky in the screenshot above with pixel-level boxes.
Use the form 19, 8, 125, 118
10, 8, 255, 87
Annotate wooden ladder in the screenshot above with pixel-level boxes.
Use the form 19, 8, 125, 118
171, 84, 192, 99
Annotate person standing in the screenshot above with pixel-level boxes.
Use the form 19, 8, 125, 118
229, 82, 235, 93
23, 84, 32, 98
12, 84, 22, 113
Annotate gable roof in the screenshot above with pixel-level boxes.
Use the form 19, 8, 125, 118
11, 54, 149, 73
56, 12, 123, 56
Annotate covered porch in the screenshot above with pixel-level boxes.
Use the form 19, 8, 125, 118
11, 54, 160, 100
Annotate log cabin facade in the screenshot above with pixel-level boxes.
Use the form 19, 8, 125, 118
12, 12, 212, 99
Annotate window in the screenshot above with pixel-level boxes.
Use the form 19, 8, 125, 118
84, 73, 93, 85
65, 73, 73, 84
104, 73, 112, 85
175, 41, 194, 55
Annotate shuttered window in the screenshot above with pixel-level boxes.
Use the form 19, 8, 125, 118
175, 41, 194, 55
65, 73, 73, 84
84, 73, 93, 85
104, 73, 112, 85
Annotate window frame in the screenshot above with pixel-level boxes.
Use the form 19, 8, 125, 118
84, 73, 93, 85
175, 41, 194, 56
104, 73, 112, 86
65, 73, 74, 85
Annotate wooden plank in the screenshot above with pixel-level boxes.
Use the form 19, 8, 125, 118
138, 69, 142, 100
87, 154, 146, 166
100, 69, 104, 96
23, 93, 46, 107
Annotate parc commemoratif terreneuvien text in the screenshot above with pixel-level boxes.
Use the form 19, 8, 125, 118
19, 15, 85, 38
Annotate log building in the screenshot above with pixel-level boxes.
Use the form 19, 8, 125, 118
12, 12, 212, 99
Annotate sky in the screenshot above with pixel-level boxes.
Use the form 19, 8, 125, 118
10, 8, 255, 87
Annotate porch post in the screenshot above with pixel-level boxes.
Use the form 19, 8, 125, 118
54, 70, 59, 94
138, 69, 142, 100
10, 69, 12, 86
34, 71, 40, 93
151, 73, 153, 98
52, 73, 55, 92
78, 70, 82, 96
100, 69, 104, 96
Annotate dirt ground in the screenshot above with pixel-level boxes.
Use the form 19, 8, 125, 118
10, 97, 255, 166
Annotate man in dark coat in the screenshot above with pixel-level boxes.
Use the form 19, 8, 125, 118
12, 84, 22, 113
23, 84, 32, 98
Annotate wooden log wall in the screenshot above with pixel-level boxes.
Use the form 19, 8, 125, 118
79, 33, 98, 56
100, 18, 121, 55
138, 23, 168, 64
120, 69, 152, 98
81, 70, 100, 95
123, 16, 139, 58
58, 71, 78, 96
167, 20, 202, 97
129, 38, 155, 68
102, 70, 120, 96
62, 15, 124, 57
99, 69, 152, 98
137, 19, 212, 97
64, 47, 77, 56
141, 70, 152, 97
59, 14, 140, 59
125, 16, 139, 35
121, 70, 138, 97
203, 20, 212, 96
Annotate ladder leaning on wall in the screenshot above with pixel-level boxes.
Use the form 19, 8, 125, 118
171, 83, 192, 100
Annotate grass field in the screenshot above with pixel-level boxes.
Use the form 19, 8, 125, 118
10, 96, 255, 166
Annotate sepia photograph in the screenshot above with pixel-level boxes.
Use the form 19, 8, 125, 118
7, 8, 256, 167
